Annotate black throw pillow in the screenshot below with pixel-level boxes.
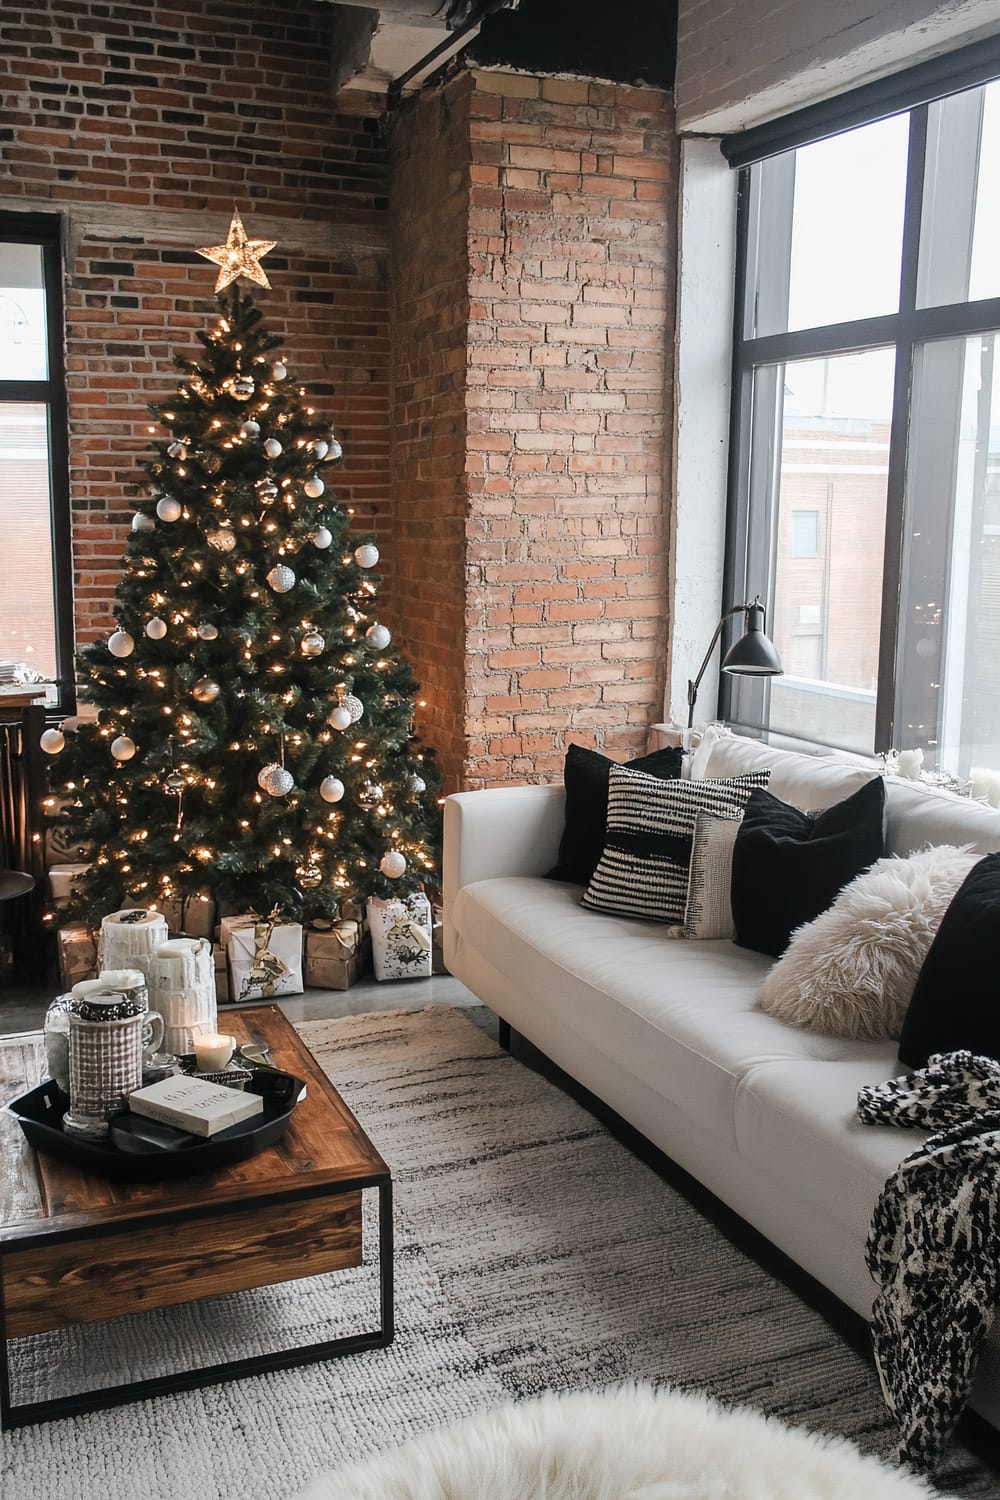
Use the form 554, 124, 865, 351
898, 853, 1000, 1069
730, 776, 887, 957
547, 742, 684, 886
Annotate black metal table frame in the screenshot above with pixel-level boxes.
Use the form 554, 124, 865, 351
0, 1171, 393, 1429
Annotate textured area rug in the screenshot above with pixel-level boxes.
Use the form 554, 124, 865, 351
1, 1006, 997, 1499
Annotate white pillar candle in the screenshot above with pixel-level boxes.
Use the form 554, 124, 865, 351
194, 1032, 236, 1072
147, 937, 217, 1055
100, 909, 169, 979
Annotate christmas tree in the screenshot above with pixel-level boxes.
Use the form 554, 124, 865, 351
45, 212, 441, 927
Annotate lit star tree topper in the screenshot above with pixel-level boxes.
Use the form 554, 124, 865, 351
197, 208, 277, 292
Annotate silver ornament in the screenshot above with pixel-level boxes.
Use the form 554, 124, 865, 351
344, 693, 364, 724
167, 439, 185, 458
319, 775, 345, 803
272, 361, 287, 381
240, 419, 260, 438
313, 527, 333, 550
110, 735, 137, 762
192, 677, 221, 704
197, 622, 219, 641
165, 770, 186, 793
145, 617, 168, 640
233, 375, 254, 400
207, 527, 236, 552
267, 564, 296, 593
304, 475, 324, 498
108, 629, 135, 658
359, 782, 384, 806
328, 705, 352, 730
258, 762, 281, 791
354, 543, 379, 569
312, 439, 329, 460
366, 622, 391, 650
408, 774, 427, 795
40, 727, 65, 754
301, 631, 326, 657
132, 511, 156, 533
297, 864, 323, 890
256, 479, 278, 505
380, 850, 407, 879
263, 765, 294, 797
329, 439, 343, 462
263, 438, 283, 459
156, 495, 182, 522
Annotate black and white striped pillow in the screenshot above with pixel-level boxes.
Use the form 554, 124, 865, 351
582, 764, 771, 925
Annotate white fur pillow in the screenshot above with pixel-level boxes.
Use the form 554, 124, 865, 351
757, 844, 978, 1041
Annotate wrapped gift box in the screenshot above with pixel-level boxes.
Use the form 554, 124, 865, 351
304, 922, 370, 990
212, 942, 230, 1004
367, 893, 433, 982
57, 924, 98, 989
155, 893, 217, 940
48, 863, 90, 909
225, 913, 303, 1003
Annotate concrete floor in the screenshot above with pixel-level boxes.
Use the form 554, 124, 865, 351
0, 970, 480, 1037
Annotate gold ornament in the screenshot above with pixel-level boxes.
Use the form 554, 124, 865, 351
197, 208, 277, 292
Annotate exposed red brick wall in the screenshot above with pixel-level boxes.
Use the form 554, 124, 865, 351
388, 76, 473, 789
1, 0, 391, 645
463, 72, 675, 787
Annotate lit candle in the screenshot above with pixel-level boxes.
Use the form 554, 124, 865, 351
194, 1032, 236, 1072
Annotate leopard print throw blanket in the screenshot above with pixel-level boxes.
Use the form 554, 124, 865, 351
858, 1051, 1000, 1470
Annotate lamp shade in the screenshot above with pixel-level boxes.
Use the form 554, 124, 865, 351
721, 602, 783, 676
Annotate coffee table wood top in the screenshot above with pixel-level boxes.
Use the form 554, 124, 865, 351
0, 1005, 387, 1247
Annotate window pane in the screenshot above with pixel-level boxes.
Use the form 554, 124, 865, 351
732, 349, 894, 752
0, 403, 57, 684
918, 80, 1000, 308
752, 116, 908, 338
0, 243, 48, 381
897, 332, 1000, 776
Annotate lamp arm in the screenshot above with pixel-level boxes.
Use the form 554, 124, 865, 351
686, 604, 746, 730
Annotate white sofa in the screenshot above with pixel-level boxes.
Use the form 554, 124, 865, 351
443, 731, 1000, 1429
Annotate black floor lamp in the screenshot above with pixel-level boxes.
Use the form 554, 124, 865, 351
686, 596, 783, 744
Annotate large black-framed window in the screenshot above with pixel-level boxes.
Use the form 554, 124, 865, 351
0, 211, 74, 714
722, 41, 1000, 779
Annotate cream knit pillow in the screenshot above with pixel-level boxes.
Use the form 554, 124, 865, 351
757, 844, 978, 1040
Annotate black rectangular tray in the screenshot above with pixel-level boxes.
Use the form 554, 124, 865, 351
6, 1067, 304, 1182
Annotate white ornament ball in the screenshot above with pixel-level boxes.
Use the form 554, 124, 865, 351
266, 564, 296, 593
313, 527, 333, 550
192, 677, 221, 704
108, 629, 135, 659
197, 622, 219, 641
167, 439, 185, 458
329, 439, 343, 463
263, 438, 283, 459
258, 762, 281, 791
366, 623, 391, 650
354, 543, 380, 569
344, 694, 364, 724
233, 375, 254, 400
207, 528, 236, 552
328, 705, 352, 731
312, 439, 329, 460
131, 511, 155, 534
264, 766, 294, 797
272, 361, 287, 381
408, 774, 427, 795
110, 735, 137, 762
156, 495, 182, 523
319, 776, 345, 804
304, 475, 325, 499
40, 727, 65, 755
380, 851, 407, 879
240, 419, 260, 438
301, 631, 325, 657
145, 616, 167, 640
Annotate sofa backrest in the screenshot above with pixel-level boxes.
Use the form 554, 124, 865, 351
691, 730, 1000, 859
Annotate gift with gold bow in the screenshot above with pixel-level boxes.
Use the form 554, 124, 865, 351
220, 907, 304, 1003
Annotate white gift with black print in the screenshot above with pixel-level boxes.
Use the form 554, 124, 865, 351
367, 892, 433, 981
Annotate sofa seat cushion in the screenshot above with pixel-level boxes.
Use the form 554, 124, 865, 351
453, 876, 884, 1149
734, 1056, 927, 1246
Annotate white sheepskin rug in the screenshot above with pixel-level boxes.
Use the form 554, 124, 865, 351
758, 844, 977, 1040
297, 1384, 946, 1500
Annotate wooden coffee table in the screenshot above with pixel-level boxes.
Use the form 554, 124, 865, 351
0, 1005, 393, 1428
